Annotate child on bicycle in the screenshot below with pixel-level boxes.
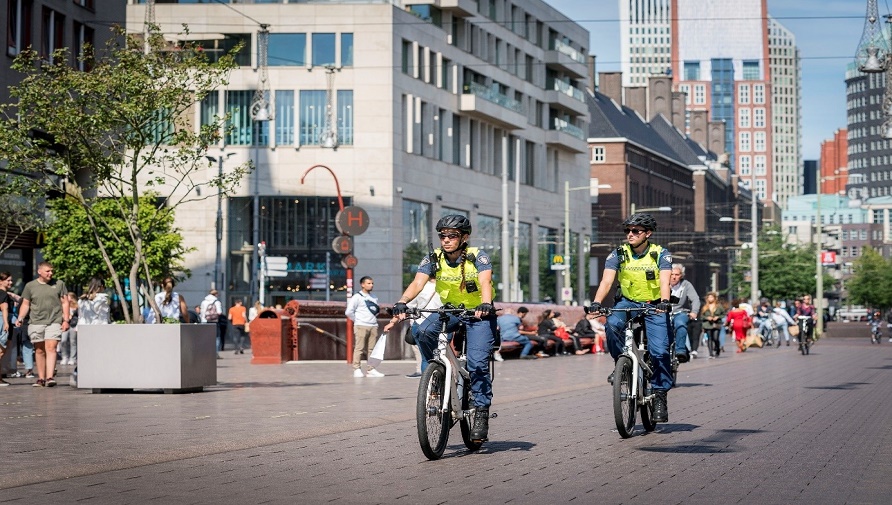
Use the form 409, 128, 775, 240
392, 215, 498, 442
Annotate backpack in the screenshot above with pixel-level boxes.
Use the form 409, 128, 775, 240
204, 301, 220, 322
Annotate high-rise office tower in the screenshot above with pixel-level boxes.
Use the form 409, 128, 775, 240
620, 0, 801, 207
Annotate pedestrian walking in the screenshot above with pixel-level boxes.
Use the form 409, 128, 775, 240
199, 289, 224, 359
699, 292, 726, 358
346, 276, 383, 377
15, 262, 69, 387
58, 292, 78, 366
228, 299, 248, 354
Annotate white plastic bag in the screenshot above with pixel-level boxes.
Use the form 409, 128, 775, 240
367, 332, 387, 369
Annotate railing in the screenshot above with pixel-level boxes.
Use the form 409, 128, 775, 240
548, 78, 585, 102
463, 82, 524, 115
551, 38, 586, 64
552, 117, 585, 140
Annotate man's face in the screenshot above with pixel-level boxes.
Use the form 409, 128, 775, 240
670, 271, 682, 284
803, 296, 812, 304
37, 265, 53, 282
361, 278, 374, 292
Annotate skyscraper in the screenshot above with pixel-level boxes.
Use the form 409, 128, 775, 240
619, 0, 801, 207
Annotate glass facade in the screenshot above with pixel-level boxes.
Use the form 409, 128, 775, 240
711, 58, 735, 168
227, 195, 352, 303
312, 33, 336, 67
269, 33, 306, 66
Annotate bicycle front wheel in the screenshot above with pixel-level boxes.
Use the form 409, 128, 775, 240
613, 356, 636, 438
417, 362, 451, 460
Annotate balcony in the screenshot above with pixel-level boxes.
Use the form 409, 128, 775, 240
546, 117, 588, 153
405, 0, 477, 18
460, 82, 527, 130
545, 39, 588, 79
545, 78, 589, 116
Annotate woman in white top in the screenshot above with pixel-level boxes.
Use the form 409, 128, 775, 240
384, 278, 441, 377
148, 277, 190, 324
78, 277, 110, 326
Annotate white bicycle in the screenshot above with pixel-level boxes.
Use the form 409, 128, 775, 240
407, 306, 494, 460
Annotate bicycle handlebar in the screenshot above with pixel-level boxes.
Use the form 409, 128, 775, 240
402, 307, 478, 319
598, 305, 663, 317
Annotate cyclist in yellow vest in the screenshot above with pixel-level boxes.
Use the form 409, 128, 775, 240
589, 213, 674, 422
392, 215, 497, 442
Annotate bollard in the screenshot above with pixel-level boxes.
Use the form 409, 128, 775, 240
283, 300, 300, 361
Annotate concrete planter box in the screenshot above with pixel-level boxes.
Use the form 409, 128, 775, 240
78, 324, 217, 393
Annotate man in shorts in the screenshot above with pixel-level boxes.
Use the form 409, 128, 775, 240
16, 262, 70, 387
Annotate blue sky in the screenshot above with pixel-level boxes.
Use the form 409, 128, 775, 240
548, 0, 867, 159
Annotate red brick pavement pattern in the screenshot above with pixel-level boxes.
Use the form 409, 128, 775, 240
1, 322, 890, 504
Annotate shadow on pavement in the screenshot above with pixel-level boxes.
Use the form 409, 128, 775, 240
638, 427, 761, 454
672, 382, 713, 388
438, 440, 535, 458
805, 382, 870, 390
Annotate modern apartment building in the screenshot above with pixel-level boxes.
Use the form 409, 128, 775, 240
126, 0, 591, 306
620, 0, 801, 209
845, 62, 892, 201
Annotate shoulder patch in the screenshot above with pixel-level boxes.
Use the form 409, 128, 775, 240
419, 255, 431, 267
664, 255, 672, 264
606, 250, 618, 261
477, 255, 490, 265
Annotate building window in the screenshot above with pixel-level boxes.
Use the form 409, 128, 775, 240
753, 84, 765, 104
73, 21, 94, 71
738, 84, 750, 104
754, 132, 766, 152
225, 90, 268, 146
275, 90, 294, 145
312, 33, 336, 67
753, 107, 765, 128
677, 84, 691, 105
742, 60, 760, 80
337, 90, 353, 145
7, 0, 33, 58
192, 34, 251, 66
41, 7, 65, 64
299, 90, 326, 145
269, 34, 306, 66
754, 155, 766, 175
739, 131, 751, 152
200, 92, 220, 129
694, 84, 706, 104
340, 33, 353, 67
738, 108, 750, 128
739, 155, 751, 175
401, 39, 411, 75
591, 146, 605, 163
683, 61, 700, 81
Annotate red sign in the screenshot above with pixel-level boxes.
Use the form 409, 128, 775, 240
336, 206, 370, 236
821, 251, 837, 265
341, 254, 358, 269
332, 235, 353, 254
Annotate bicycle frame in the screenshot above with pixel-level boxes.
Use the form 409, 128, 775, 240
612, 307, 657, 404
430, 321, 472, 424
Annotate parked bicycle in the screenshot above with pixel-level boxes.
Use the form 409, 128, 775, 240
600, 304, 665, 438
796, 315, 814, 355
406, 306, 495, 460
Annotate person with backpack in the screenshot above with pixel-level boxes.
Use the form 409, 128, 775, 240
200, 289, 224, 359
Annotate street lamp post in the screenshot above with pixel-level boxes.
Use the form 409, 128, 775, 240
206, 153, 234, 304
816, 172, 824, 337
750, 182, 759, 306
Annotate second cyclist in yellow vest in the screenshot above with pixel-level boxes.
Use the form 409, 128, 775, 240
589, 213, 674, 422
393, 215, 497, 442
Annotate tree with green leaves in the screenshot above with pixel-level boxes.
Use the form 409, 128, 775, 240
847, 247, 892, 310
730, 226, 834, 302
0, 26, 251, 322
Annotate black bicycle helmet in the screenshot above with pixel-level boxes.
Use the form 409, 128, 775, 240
622, 213, 657, 231
436, 214, 472, 235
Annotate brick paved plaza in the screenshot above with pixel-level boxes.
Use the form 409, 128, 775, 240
2, 322, 890, 504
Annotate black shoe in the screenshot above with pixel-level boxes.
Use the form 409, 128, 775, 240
676, 351, 690, 364
653, 391, 668, 422
471, 408, 489, 441
607, 371, 615, 385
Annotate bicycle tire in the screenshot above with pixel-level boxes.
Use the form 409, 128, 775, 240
639, 372, 656, 432
459, 375, 484, 452
416, 362, 451, 460
613, 356, 636, 438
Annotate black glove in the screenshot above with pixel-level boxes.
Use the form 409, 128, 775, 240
587, 302, 602, 314
476, 303, 493, 316
392, 302, 409, 315
657, 299, 672, 312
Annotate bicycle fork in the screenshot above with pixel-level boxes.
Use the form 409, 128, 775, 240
623, 329, 655, 405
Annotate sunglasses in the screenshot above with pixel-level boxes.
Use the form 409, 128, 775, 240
438, 232, 462, 240
624, 228, 646, 235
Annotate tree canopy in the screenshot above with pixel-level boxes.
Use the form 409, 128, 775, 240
847, 247, 892, 310
0, 26, 251, 322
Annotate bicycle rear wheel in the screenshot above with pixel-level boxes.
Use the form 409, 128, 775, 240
417, 362, 451, 460
459, 376, 484, 452
613, 356, 636, 438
